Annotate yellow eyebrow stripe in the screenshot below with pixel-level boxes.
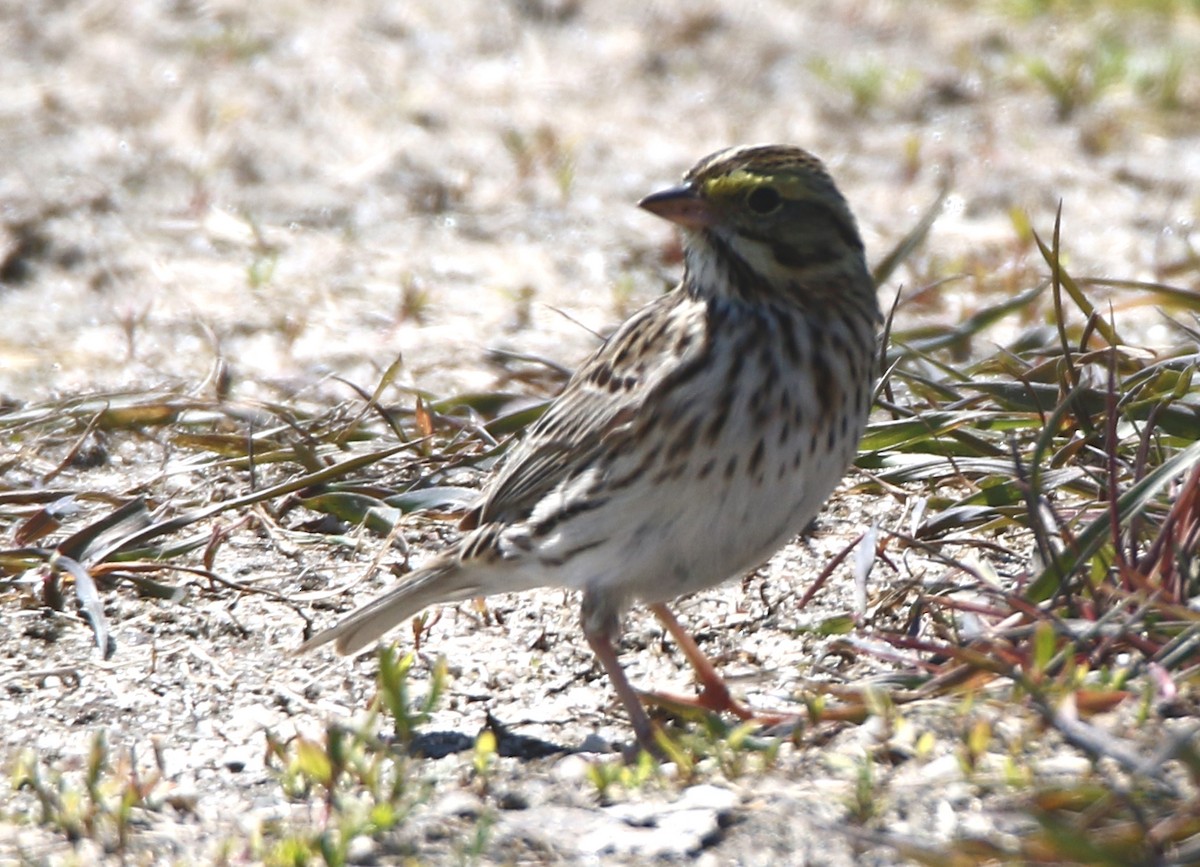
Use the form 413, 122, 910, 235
703, 171, 823, 202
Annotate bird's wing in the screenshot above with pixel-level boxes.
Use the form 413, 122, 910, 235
471, 290, 711, 526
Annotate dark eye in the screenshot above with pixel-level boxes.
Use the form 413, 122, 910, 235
747, 186, 782, 214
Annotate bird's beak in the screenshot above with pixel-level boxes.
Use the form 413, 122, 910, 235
637, 184, 716, 229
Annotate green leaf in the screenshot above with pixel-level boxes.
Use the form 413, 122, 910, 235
1027, 439, 1200, 601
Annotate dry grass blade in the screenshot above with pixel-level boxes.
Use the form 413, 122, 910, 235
45, 552, 111, 658
887, 281, 1047, 362
1033, 209, 1120, 348
871, 181, 948, 290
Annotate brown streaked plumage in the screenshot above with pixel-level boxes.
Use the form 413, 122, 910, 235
298, 145, 881, 755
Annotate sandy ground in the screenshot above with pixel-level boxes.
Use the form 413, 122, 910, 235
2, 1, 1199, 863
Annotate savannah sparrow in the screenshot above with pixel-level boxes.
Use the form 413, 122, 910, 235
300, 145, 880, 754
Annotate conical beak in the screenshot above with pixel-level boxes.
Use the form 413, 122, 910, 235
637, 184, 716, 229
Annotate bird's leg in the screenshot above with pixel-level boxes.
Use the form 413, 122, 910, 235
649, 603, 801, 727
582, 595, 663, 757
647, 602, 757, 720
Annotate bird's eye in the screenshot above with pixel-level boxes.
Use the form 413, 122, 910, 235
746, 186, 782, 214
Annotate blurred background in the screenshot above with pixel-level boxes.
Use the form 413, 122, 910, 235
1, 0, 1197, 401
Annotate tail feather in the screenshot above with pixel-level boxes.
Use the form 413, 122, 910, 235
296, 560, 479, 657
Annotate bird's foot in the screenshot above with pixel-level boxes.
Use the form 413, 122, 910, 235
638, 686, 797, 729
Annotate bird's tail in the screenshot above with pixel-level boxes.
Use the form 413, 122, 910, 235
295, 559, 480, 657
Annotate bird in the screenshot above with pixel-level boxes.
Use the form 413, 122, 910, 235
298, 144, 881, 755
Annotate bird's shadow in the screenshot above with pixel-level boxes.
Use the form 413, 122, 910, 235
405, 712, 584, 760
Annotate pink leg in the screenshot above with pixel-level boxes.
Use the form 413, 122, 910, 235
648, 603, 756, 720
584, 624, 662, 756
